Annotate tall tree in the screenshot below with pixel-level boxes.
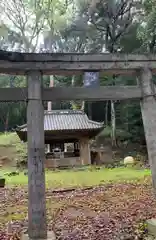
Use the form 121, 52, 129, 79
137, 0, 156, 53
88, 0, 140, 146
71, 0, 142, 146
0, 0, 47, 52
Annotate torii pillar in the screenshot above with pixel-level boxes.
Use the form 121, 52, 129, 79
139, 68, 156, 194
26, 71, 55, 239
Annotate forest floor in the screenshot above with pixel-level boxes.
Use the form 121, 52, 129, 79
0, 167, 155, 240
0, 133, 154, 239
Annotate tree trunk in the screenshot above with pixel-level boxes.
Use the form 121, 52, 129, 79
81, 101, 85, 111
47, 75, 54, 111
126, 105, 129, 132
88, 103, 92, 120
71, 75, 75, 86
110, 74, 117, 147
5, 110, 9, 133
105, 101, 108, 126
111, 100, 117, 147
71, 75, 84, 110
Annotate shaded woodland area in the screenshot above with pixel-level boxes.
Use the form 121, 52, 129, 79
0, 0, 155, 148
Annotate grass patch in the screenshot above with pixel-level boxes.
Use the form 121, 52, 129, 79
0, 167, 151, 189
0, 132, 27, 165
0, 132, 18, 146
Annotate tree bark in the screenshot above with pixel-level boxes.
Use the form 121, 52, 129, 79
47, 75, 54, 111
111, 100, 117, 147
5, 110, 9, 133
105, 101, 109, 126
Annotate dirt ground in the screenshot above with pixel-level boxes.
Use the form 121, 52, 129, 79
0, 176, 155, 240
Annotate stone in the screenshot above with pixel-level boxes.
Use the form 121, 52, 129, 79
22, 231, 56, 240
123, 156, 135, 165
147, 219, 156, 237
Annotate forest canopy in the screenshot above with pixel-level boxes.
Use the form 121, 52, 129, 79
0, 0, 154, 146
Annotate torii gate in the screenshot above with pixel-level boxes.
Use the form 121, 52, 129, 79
0, 51, 156, 239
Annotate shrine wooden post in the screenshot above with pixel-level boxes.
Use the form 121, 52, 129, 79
27, 71, 47, 239
138, 68, 156, 193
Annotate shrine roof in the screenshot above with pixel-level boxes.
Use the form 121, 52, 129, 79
18, 110, 103, 131
16, 110, 104, 142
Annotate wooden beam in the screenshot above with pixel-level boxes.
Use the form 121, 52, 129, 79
27, 71, 47, 238
42, 86, 141, 101
138, 68, 156, 194
0, 50, 156, 74
0, 86, 141, 101
0, 88, 27, 101
1, 50, 156, 62
0, 69, 139, 75
0, 62, 156, 75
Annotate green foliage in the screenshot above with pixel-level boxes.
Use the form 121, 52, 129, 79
137, 0, 156, 52
98, 126, 132, 140
0, 132, 27, 163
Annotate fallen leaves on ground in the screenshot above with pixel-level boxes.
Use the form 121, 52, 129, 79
0, 176, 156, 239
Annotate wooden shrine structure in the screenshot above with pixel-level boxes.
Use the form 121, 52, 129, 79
16, 110, 103, 167
0, 50, 156, 239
